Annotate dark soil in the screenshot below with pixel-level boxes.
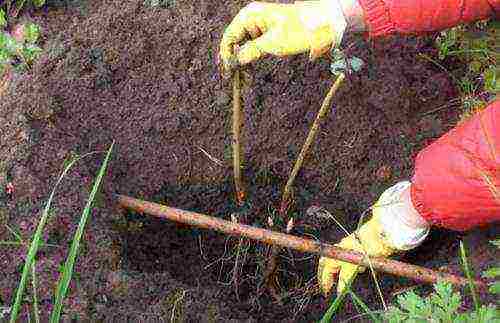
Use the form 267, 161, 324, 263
0, 1, 498, 321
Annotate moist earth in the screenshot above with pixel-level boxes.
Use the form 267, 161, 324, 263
0, 1, 498, 321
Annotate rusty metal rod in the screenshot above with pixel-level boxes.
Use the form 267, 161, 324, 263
116, 194, 487, 290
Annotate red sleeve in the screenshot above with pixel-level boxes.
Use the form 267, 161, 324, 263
410, 100, 500, 231
358, 0, 499, 37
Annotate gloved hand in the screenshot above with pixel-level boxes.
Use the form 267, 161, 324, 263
318, 181, 430, 296
219, 0, 349, 72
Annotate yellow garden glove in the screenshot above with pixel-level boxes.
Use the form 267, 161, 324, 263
317, 181, 430, 296
219, 0, 348, 72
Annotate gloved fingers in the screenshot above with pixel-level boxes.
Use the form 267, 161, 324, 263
246, 23, 263, 39
308, 25, 337, 60
318, 256, 341, 296
336, 262, 361, 295
235, 31, 278, 65
219, 2, 269, 72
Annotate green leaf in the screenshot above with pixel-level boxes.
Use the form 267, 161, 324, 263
428, 281, 459, 321
436, 29, 458, 59
32, 0, 46, 8
330, 56, 364, 75
483, 267, 500, 279
397, 291, 424, 313
22, 43, 42, 63
0, 47, 12, 64
349, 291, 382, 323
484, 67, 500, 93
469, 305, 500, 322
0, 9, 7, 29
9, 154, 85, 322
50, 143, 114, 322
320, 271, 359, 323
1, 33, 21, 55
24, 23, 40, 44
489, 282, 500, 295
8, 149, 106, 322
469, 60, 482, 73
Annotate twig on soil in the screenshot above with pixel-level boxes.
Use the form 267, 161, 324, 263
232, 69, 246, 205
116, 194, 488, 290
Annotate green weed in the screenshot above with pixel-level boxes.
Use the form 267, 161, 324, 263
321, 238, 499, 322
0, 1, 45, 76
429, 20, 498, 119
1, 0, 45, 16
482, 239, 500, 296
0, 20, 42, 74
385, 280, 498, 322
9, 143, 113, 322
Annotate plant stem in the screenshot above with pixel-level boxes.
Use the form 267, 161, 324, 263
263, 74, 346, 299
459, 241, 480, 312
31, 261, 40, 323
9, 150, 102, 323
232, 69, 245, 205
280, 73, 345, 213
50, 143, 114, 322
116, 194, 487, 289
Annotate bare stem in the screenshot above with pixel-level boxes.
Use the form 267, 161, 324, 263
232, 69, 245, 205
116, 194, 487, 290
264, 74, 347, 300
280, 73, 345, 213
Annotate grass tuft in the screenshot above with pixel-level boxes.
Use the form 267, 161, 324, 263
50, 143, 113, 322
9, 143, 113, 322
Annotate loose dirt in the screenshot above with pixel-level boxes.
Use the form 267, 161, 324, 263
0, 1, 498, 321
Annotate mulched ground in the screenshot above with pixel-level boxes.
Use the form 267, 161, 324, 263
0, 1, 498, 321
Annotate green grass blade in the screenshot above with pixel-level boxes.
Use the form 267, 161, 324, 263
5, 224, 23, 242
50, 143, 113, 323
459, 241, 479, 312
355, 208, 387, 310
349, 291, 382, 323
320, 272, 358, 323
31, 261, 40, 323
9, 153, 91, 322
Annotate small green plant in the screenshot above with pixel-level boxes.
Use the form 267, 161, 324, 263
482, 239, 500, 296
1, 1, 45, 15
9, 143, 113, 322
384, 281, 499, 322
431, 20, 498, 119
322, 238, 500, 322
0, 21, 42, 74
0, 0, 45, 76
383, 240, 499, 322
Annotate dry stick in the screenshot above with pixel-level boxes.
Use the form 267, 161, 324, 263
116, 194, 487, 290
232, 69, 245, 206
280, 72, 346, 212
